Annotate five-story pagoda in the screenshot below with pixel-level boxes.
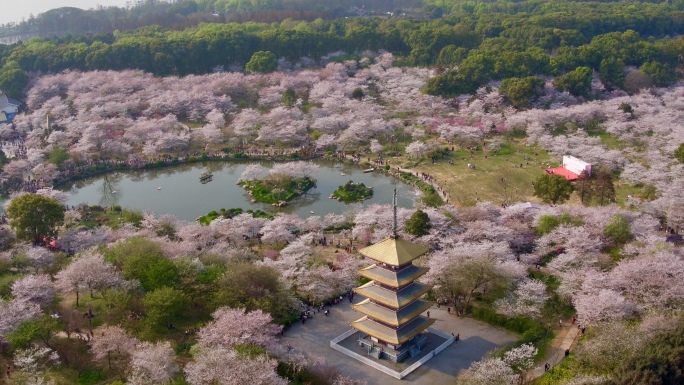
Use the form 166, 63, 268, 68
350, 190, 434, 361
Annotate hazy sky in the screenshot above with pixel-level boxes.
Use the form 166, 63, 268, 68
1, 0, 132, 25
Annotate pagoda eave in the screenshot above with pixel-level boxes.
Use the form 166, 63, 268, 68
350, 315, 435, 345
353, 281, 432, 309
358, 264, 429, 288
352, 299, 433, 327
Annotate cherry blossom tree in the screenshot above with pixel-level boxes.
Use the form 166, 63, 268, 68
197, 307, 282, 351
270, 162, 319, 178
458, 343, 536, 385
238, 164, 265, 182
457, 355, 515, 385
129, 341, 178, 385
573, 289, 638, 326
406, 141, 428, 158
35, 188, 70, 205
0, 298, 42, 342
58, 227, 113, 254
495, 278, 549, 319
91, 325, 138, 376
370, 139, 384, 154
54, 252, 123, 306
23, 246, 56, 271
260, 214, 302, 245
11, 274, 55, 308
607, 251, 684, 311
13, 346, 60, 383
184, 345, 286, 385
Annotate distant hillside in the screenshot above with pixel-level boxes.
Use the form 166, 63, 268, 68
0, 0, 424, 42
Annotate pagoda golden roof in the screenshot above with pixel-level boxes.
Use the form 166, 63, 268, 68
358, 236, 430, 266
352, 299, 433, 327
353, 281, 431, 309
350, 315, 435, 345
358, 264, 429, 288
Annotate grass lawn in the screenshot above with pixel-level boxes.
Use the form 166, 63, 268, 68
385, 137, 639, 207
394, 138, 555, 206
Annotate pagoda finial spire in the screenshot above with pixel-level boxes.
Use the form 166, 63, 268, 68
393, 188, 398, 238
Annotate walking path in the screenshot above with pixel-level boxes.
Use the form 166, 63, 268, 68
528, 323, 581, 380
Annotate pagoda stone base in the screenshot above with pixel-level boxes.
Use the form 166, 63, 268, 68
330, 328, 454, 380
356, 333, 428, 362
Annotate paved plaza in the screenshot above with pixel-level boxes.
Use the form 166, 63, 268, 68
279, 298, 518, 384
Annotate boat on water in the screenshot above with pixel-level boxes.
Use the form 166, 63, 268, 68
200, 171, 213, 181
156, 187, 161, 190
363, 168, 375, 173
341, 172, 345, 176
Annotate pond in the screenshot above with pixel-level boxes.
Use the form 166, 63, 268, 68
57, 160, 418, 221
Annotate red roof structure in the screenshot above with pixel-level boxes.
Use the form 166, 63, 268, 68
545, 167, 579, 181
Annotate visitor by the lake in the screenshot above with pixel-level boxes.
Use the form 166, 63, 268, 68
447, 307, 451, 314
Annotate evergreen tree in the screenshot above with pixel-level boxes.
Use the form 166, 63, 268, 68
405, 209, 431, 237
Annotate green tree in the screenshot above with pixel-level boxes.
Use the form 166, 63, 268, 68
212, 263, 297, 323
0, 147, 8, 169
405, 209, 431, 237
351, 87, 364, 100
0, 61, 29, 99
105, 238, 178, 291
603, 214, 631, 246
142, 287, 189, 330
436, 255, 511, 313
499, 76, 545, 109
575, 171, 594, 205
436, 45, 468, 68
245, 51, 277, 73
675, 142, 684, 163
552, 66, 593, 97
536, 212, 584, 234
533, 174, 575, 204
6, 194, 65, 242
281, 88, 296, 106
48, 147, 70, 166
593, 171, 616, 206
599, 57, 625, 90
7, 315, 61, 349
641, 61, 676, 87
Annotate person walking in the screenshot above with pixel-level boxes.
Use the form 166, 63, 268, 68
559, 319, 563, 328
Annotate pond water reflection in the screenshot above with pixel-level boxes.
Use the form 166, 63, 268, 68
58, 160, 418, 221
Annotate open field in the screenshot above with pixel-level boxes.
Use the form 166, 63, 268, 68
384, 137, 643, 207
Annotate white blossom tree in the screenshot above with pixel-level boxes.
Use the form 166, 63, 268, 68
13, 346, 60, 383
11, 274, 56, 308
184, 345, 286, 385
197, 307, 282, 352
54, 253, 123, 306
129, 341, 178, 385
91, 325, 138, 376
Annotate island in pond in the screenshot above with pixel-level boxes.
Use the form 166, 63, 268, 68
239, 174, 316, 205
332, 180, 373, 203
